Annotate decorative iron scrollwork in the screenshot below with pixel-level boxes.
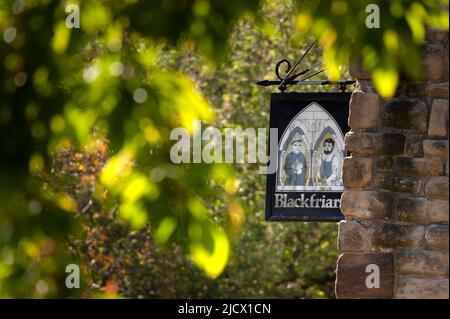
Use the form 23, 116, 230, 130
256, 41, 355, 92
275, 59, 292, 82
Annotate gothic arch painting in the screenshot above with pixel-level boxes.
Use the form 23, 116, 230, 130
276, 102, 345, 192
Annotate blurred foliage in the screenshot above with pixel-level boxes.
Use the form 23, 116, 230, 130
1, 0, 258, 297
0, 0, 448, 298
46, 138, 336, 298
41, 1, 339, 299
294, 0, 449, 97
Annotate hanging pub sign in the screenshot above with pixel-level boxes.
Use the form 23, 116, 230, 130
264, 92, 350, 222
256, 42, 355, 222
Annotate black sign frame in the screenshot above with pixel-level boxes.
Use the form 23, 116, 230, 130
265, 92, 351, 222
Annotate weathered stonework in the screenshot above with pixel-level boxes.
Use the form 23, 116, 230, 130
380, 100, 428, 133
423, 139, 449, 157
405, 135, 425, 157
337, 220, 371, 252
335, 28, 449, 299
425, 176, 449, 199
342, 156, 372, 189
369, 222, 425, 249
348, 91, 380, 129
428, 99, 449, 137
396, 249, 448, 277
425, 224, 449, 249
396, 157, 443, 176
395, 277, 449, 299
374, 172, 422, 194
374, 156, 394, 172
336, 253, 394, 299
345, 132, 406, 155
423, 45, 448, 81
396, 196, 449, 223
340, 190, 393, 220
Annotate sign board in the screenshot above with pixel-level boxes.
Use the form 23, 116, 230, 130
265, 92, 351, 222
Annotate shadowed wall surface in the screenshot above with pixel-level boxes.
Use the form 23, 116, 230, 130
336, 28, 449, 299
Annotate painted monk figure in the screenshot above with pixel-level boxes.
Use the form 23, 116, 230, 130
284, 138, 307, 186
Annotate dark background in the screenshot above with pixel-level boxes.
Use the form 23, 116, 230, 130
265, 92, 351, 222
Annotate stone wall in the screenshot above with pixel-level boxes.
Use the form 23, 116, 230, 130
335, 29, 449, 299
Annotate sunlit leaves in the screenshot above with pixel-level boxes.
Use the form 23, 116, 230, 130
56, 194, 77, 212
1, 0, 448, 298
372, 61, 399, 98
189, 223, 230, 278
226, 200, 245, 236
153, 71, 215, 132
2, 0, 341, 298
383, 30, 400, 53
294, 0, 449, 98
29, 152, 44, 174
64, 107, 97, 143
51, 22, 70, 54
123, 0, 260, 61
100, 150, 133, 186
119, 200, 148, 229
154, 217, 178, 244
80, 1, 112, 34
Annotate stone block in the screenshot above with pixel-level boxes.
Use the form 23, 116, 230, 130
397, 196, 449, 223
425, 176, 449, 199
396, 249, 448, 276
336, 253, 394, 299
428, 99, 449, 137
381, 100, 427, 132
338, 220, 371, 251
369, 222, 425, 249
425, 224, 449, 249
423, 139, 449, 157
395, 277, 449, 299
345, 132, 405, 155
397, 157, 443, 176
341, 190, 393, 220
423, 45, 448, 81
374, 172, 422, 194
343, 157, 373, 189
349, 91, 380, 129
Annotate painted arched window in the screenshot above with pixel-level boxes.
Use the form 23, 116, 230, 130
276, 102, 345, 192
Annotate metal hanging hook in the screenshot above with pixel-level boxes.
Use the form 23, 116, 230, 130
256, 41, 355, 92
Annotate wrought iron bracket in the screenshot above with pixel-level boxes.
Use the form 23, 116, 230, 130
256, 42, 356, 92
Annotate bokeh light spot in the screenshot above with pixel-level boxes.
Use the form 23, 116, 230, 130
133, 88, 148, 104
14, 72, 27, 87
3, 27, 17, 44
